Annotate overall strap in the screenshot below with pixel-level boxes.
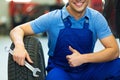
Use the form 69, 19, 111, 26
61, 10, 72, 28
84, 16, 89, 29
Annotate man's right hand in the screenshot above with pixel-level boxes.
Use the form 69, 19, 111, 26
9, 22, 35, 66
12, 46, 33, 66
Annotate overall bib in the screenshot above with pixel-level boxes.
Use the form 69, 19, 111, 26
51, 16, 93, 72
46, 11, 120, 80
46, 11, 93, 79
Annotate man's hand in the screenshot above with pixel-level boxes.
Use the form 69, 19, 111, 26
13, 46, 33, 66
66, 46, 86, 67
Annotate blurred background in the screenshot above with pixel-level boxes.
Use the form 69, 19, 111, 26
0, 0, 120, 80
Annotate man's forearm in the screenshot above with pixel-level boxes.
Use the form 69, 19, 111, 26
10, 26, 25, 48
83, 48, 119, 63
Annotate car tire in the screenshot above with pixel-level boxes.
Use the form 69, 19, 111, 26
8, 36, 46, 80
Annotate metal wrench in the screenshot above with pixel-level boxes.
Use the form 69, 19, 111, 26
5, 47, 41, 77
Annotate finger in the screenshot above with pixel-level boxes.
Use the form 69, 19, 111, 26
66, 55, 71, 60
13, 54, 19, 63
69, 64, 73, 67
15, 56, 25, 66
20, 58, 25, 66
68, 61, 72, 65
69, 46, 76, 53
68, 60, 71, 65
26, 53, 33, 63
13, 55, 16, 62
13, 52, 25, 66
69, 62, 74, 67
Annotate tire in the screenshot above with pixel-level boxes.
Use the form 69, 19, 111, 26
8, 36, 46, 80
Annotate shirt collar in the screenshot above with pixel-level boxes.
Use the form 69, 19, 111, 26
61, 4, 90, 20
61, 4, 70, 19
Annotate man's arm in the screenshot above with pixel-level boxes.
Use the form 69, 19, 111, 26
66, 35, 119, 67
85, 35, 119, 62
10, 22, 34, 66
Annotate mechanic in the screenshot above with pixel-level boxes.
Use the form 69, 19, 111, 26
10, 0, 120, 80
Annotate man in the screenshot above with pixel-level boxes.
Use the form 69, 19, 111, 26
10, 0, 120, 80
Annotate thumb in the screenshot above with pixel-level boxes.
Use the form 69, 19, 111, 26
26, 53, 33, 63
69, 46, 76, 53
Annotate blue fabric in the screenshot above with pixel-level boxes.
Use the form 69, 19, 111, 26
46, 15, 93, 75
47, 17, 93, 73
46, 58, 120, 80
30, 5, 112, 56
46, 68, 72, 80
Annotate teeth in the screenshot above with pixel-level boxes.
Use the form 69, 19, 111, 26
76, 2, 82, 6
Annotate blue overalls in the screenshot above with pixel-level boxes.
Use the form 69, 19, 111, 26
46, 11, 120, 80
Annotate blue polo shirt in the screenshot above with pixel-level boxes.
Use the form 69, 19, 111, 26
30, 5, 112, 56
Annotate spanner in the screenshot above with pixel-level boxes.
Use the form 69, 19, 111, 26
5, 47, 41, 77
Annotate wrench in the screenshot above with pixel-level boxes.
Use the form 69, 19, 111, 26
5, 47, 41, 77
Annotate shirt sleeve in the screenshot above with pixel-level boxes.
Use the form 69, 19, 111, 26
94, 12, 112, 39
30, 12, 51, 34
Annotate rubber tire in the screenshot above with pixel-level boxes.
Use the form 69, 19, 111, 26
8, 36, 46, 80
